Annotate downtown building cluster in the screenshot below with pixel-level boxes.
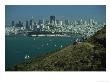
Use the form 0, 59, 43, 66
5, 16, 105, 38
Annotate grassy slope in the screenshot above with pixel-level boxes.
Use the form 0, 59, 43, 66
14, 26, 106, 71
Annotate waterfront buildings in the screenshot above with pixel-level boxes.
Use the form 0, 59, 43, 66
5, 16, 105, 38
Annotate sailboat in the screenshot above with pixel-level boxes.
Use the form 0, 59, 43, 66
25, 54, 30, 59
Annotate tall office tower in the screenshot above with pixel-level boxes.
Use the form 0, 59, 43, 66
56, 20, 60, 25
26, 20, 29, 30
50, 16, 55, 25
33, 22, 37, 31
19, 21, 23, 27
18, 21, 21, 25
92, 19, 96, 25
38, 20, 43, 25
29, 16, 34, 30
59, 20, 63, 26
95, 21, 98, 25
38, 20, 44, 32
74, 20, 78, 26
56, 20, 63, 26
30, 19, 33, 30
89, 19, 94, 26
30, 19, 32, 26
65, 20, 69, 25
84, 21, 87, 26
15, 20, 23, 27
11, 21, 15, 27
80, 19, 83, 25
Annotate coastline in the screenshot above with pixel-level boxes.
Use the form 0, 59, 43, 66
6, 26, 106, 71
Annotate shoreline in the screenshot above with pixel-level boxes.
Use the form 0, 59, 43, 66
11, 27, 106, 71
6, 35, 82, 70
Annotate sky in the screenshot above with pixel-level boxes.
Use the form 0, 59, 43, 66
5, 5, 106, 26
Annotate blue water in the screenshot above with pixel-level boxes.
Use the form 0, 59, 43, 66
5, 35, 82, 68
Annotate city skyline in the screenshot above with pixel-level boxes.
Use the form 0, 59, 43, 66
6, 15, 105, 38
5, 5, 106, 25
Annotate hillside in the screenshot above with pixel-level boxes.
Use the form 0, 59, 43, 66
13, 26, 106, 71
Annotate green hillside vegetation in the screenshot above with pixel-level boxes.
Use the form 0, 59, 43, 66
13, 26, 106, 71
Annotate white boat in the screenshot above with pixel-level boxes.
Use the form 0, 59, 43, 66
54, 44, 56, 47
25, 54, 30, 59
46, 43, 49, 46
31, 35, 37, 37
60, 45, 63, 48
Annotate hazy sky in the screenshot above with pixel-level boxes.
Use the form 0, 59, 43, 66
5, 5, 106, 25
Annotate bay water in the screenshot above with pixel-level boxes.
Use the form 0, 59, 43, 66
5, 35, 81, 69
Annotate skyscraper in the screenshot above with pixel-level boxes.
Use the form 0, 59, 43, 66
26, 20, 29, 30
80, 19, 83, 25
38, 20, 43, 25
11, 21, 15, 27
15, 20, 23, 27
30, 19, 32, 30
29, 16, 34, 30
65, 20, 69, 25
50, 16, 55, 25
89, 19, 94, 26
